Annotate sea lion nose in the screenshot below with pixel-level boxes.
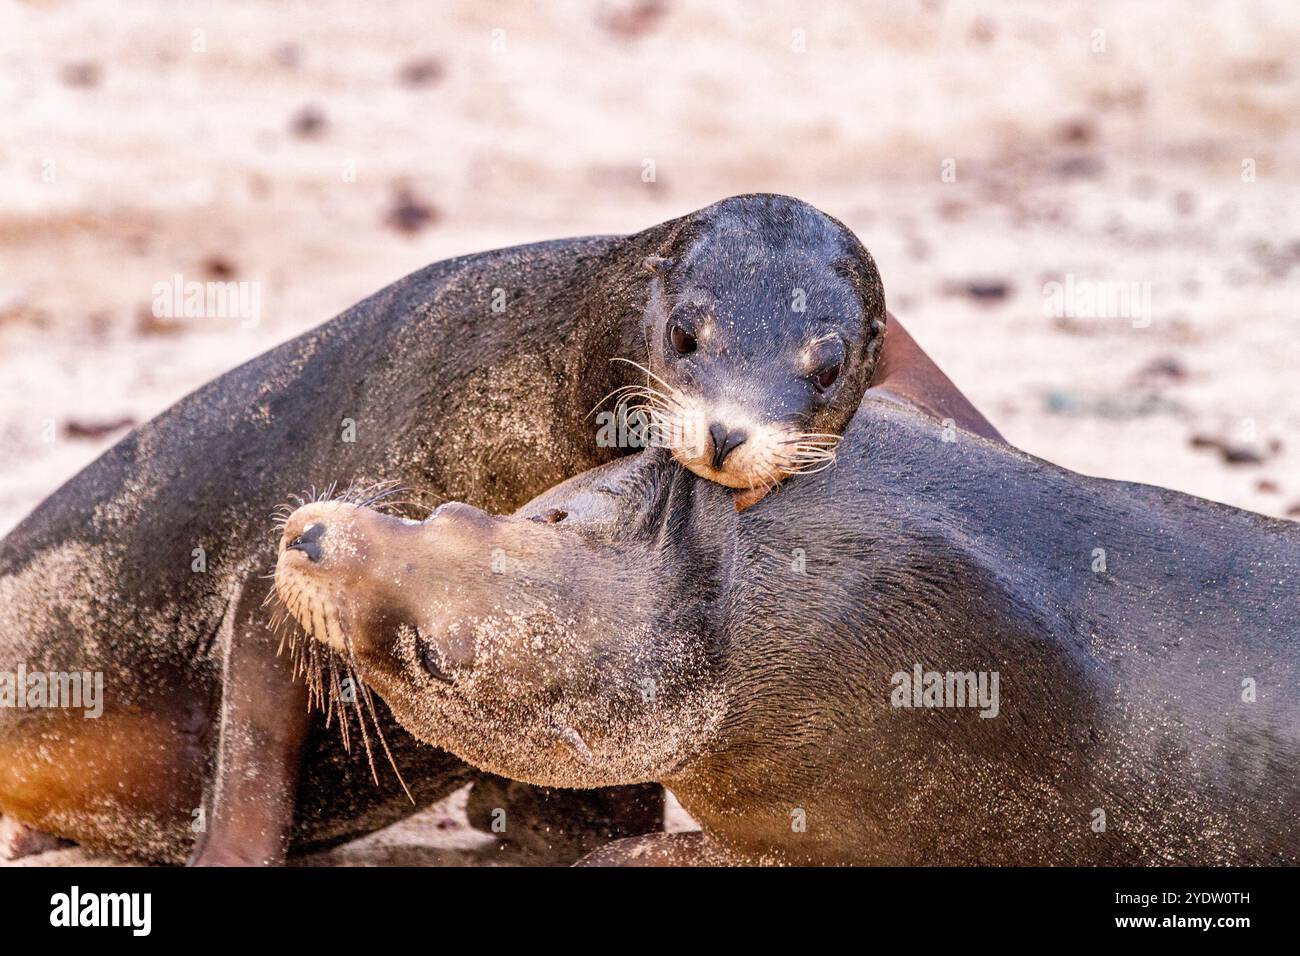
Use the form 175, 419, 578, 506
286, 521, 326, 563
709, 423, 748, 470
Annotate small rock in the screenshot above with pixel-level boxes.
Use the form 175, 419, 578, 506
1056, 118, 1095, 145
59, 61, 102, 88
598, 0, 669, 40
1188, 432, 1267, 466
1224, 445, 1262, 465
201, 256, 237, 280
1134, 356, 1188, 385
1255, 479, 1281, 494
1044, 390, 1079, 415
86, 310, 112, 340
135, 303, 185, 337
969, 17, 996, 44
1249, 241, 1300, 279
64, 416, 136, 440
953, 279, 1012, 303
1055, 155, 1105, 179
290, 105, 328, 139
384, 185, 440, 235
398, 56, 445, 87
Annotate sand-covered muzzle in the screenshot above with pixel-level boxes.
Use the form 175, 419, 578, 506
272, 476, 729, 790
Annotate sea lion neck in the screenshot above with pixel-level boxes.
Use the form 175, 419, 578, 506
516, 447, 740, 596
634, 460, 740, 646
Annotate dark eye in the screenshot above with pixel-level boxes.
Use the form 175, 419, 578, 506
670, 324, 697, 355
814, 362, 842, 392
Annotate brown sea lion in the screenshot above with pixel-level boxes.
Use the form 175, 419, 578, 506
0, 194, 970, 864
273, 398, 1299, 865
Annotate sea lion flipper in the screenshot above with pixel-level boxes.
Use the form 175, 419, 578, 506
871, 314, 1004, 443
188, 579, 311, 866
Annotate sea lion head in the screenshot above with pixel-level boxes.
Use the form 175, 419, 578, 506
635, 194, 885, 504
273, 452, 734, 789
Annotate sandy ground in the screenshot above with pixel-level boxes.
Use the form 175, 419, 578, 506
3, 786, 696, 867
1, 0, 1297, 863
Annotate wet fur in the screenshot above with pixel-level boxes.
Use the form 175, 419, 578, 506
0, 194, 873, 861
0, 228, 641, 859
632, 197, 885, 494
321, 399, 1300, 865
690, 400, 1300, 864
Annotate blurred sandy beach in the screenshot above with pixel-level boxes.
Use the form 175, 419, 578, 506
1, 0, 1297, 862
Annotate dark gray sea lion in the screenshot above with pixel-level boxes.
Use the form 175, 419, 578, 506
0, 193, 958, 864
629, 199, 886, 507
274, 398, 1299, 865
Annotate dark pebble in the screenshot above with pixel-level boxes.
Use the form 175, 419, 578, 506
385, 185, 440, 235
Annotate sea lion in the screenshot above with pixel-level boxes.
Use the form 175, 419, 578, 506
630, 200, 886, 507
0, 194, 961, 864
273, 398, 1300, 865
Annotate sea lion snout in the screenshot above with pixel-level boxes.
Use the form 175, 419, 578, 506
273, 500, 416, 652
285, 520, 325, 562
277, 502, 355, 568
274, 497, 515, 662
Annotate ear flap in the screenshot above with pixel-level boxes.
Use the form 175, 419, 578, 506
643, 255, 674, 275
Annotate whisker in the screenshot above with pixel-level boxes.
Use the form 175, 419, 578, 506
329, 656, 349, 751
621, 403, 677, 449
785, 459, 839, 476
785, 452, 833, 463
588, 382, 675, 418
343, 654, 380, 786
357, 677, 413, 803
614, 388, 680, 419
